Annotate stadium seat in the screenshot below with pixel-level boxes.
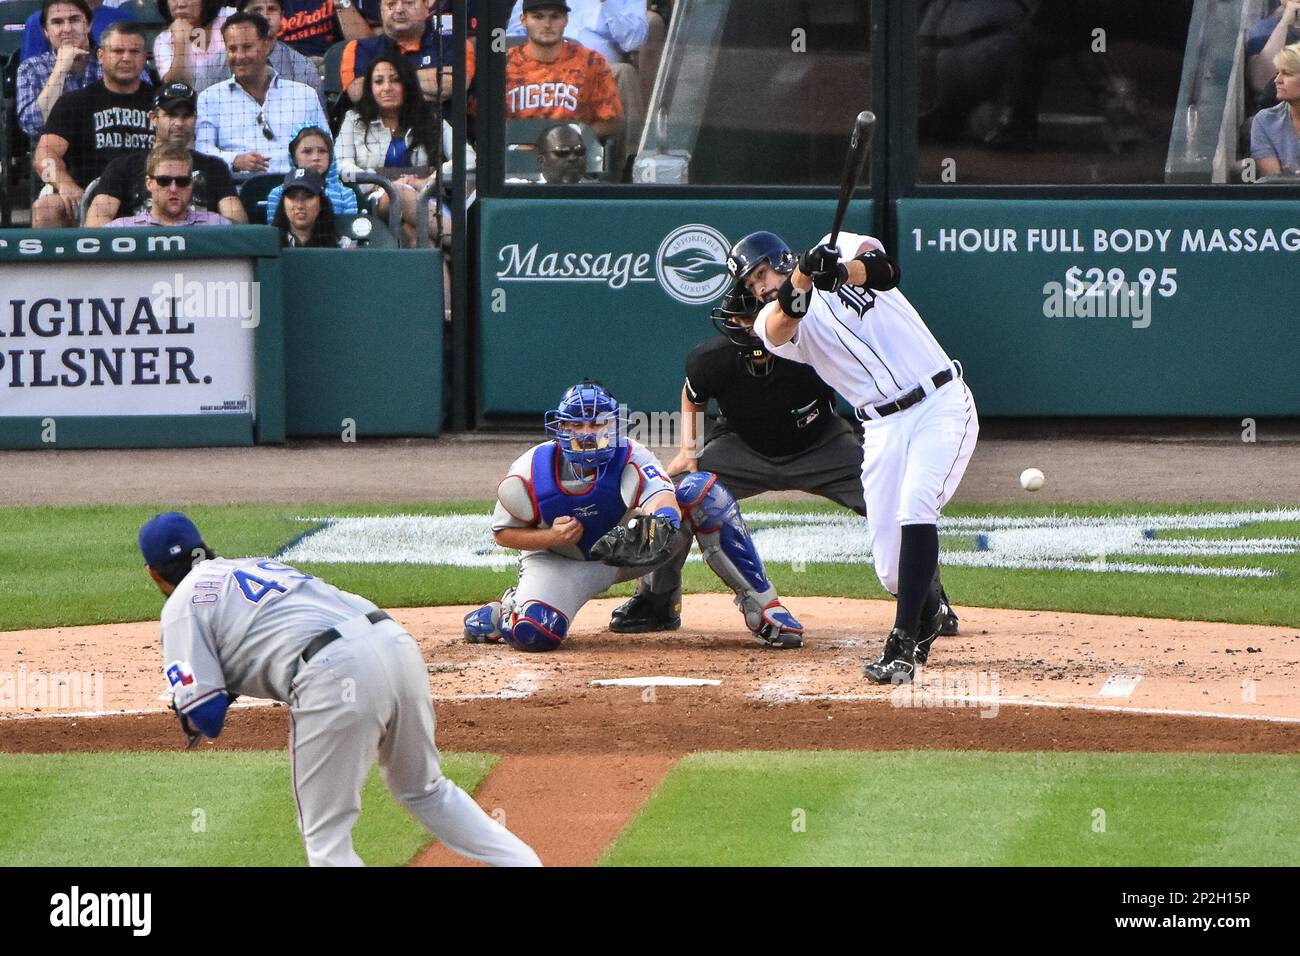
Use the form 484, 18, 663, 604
504, 118, 604, 180
123, 0, 166, 25
238, 172, 282, 224
77, 175, 101, 225
336, 212, 399, 248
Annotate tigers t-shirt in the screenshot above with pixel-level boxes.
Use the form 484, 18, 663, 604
504, 40, 622, 125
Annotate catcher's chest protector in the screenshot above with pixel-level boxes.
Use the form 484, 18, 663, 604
532, 443, 633, 558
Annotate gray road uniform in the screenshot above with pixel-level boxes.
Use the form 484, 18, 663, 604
161, 556, 541, 867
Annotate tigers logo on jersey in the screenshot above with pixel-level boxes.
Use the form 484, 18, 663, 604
507, 82, 581, 113
836, 284, 876, 318
505, 42, 622, 125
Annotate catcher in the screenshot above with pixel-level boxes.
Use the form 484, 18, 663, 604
464, 380, 804, 651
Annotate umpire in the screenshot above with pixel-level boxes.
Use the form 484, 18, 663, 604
611, 270, 959, 637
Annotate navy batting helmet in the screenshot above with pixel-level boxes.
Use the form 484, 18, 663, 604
725, 231, 797, 291
544, 380, 625, 476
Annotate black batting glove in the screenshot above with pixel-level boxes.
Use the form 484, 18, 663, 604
812, 263, 848, 291
800, 243, 840, 276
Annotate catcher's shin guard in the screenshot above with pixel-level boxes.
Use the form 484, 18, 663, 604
677, 472, 803, 647
503, 601, 569, 653
464, 601, 504, 644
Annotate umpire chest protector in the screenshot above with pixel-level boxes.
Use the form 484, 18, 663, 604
532, 443, 635, 558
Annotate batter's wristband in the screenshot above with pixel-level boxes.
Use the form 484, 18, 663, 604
855, 251, 900, 291
653, 507, 681, 529
777, 276, 808, 317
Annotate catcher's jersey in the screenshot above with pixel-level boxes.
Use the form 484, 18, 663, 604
754, 231, 952, 411
492, 439, 674, 559
159, 557, 380, 713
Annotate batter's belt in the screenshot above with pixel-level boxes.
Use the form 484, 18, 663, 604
856, 362, 961, 421
301, 609, 393, 663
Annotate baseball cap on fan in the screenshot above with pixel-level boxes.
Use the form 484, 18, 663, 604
154, 83, 197, 113
139, 512, 205, 567
282, 167, 326, 196
522, 0, 570, 11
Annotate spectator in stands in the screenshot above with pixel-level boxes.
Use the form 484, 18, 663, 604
32, 21, 156, 227
272, 167, 354, 246
18, 0, 133, 65
1248, 2, 1300, 107
1250, 41, 1300, 177
264, 122, 358, 222
506, 0, 644, 143
279, 0, 378, 60
18, 0, 104, 138
535, 121, 588, 183
156, 0, 230, 87
336, 52, 472, 243
506, 0, 623, 141
86, 82, 247, 225
339, 0, 476, 106
194, 12, 331, 177
106, 143, 233, 225
191, 0, 328, 103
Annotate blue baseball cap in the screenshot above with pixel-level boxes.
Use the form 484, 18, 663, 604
139, 512, 205, 567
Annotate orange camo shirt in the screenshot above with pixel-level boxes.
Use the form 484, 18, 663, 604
505, 40, 622, 124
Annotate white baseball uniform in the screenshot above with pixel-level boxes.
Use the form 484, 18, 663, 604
754, 230, 979, 594
161, 557, 541, 867
492, 438, 677, 622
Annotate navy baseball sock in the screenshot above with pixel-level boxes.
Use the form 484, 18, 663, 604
893, 524, 940, 637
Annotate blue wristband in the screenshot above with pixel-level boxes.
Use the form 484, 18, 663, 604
653, 507, 680, 529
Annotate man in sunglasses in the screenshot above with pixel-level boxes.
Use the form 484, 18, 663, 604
194, 11, 330, 177
87, 82, 248, 226
535, 122, 592, 183
106, 144, 233, 226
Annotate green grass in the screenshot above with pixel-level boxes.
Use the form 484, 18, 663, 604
599, 751, 1300, 866
0, 751, 496, 866
0, 500, 1296, 630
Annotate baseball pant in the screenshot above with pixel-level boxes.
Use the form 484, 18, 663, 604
861, 376, 979, 595
289, 616, 541, 867
506, 548, 664, 623
640, 416, 866, 597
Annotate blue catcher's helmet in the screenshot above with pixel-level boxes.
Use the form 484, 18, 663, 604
544, 380, 625, 477
725, 231, 797, 292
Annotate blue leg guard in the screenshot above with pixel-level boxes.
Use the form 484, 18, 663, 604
464, 601, 504, 644
503, 601, 569, 653
677, 472, 804, 648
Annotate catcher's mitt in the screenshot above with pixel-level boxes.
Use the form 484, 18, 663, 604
590, 513, 680, 567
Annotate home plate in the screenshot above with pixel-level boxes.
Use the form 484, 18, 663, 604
1098, 674, 1143, 698
591, 677, 722, 688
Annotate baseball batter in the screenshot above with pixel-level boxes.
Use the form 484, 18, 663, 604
140, 511, 540, 867
609, 267, 959, 648
464, 380, 804, 650
737, 229, 979, 684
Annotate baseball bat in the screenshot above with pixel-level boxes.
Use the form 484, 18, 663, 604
827, 110, 876, 248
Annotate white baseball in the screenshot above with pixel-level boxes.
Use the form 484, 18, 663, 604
1019, 467, 1045, 492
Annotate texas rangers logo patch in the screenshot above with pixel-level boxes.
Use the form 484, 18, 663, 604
166, 661, 195, 688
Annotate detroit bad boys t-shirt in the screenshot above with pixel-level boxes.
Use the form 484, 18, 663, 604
44, 83, 156, 188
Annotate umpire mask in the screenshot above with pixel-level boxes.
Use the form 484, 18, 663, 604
710, 287, 774, 378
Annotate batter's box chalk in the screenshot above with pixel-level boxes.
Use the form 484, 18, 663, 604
590, 677, 722, 688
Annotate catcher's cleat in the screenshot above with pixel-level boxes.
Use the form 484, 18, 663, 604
464, 602, 505, 644
753, 601, 804, 649
609, 591, 681, 633
863, 627, 919, 684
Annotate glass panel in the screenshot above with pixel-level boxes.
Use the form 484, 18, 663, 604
915, 0, 1219, 185
503, 0, 871, 186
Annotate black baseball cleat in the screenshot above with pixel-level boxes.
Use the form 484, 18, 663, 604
863, 627, 919, 684
609, 591, 681, 633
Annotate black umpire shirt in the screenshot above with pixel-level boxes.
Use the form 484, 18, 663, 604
684, 336, 844, 458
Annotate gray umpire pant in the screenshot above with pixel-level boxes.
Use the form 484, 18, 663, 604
640, 416, 867, 597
